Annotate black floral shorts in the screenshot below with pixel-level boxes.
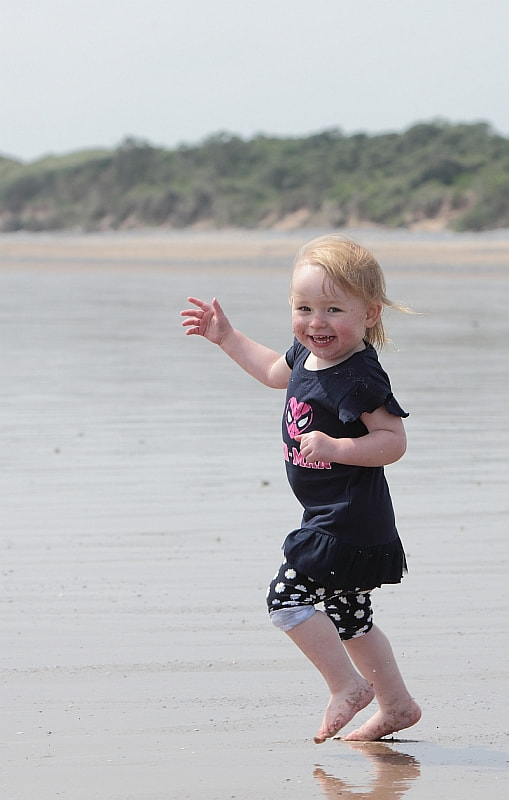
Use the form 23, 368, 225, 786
266, 559, 374, 640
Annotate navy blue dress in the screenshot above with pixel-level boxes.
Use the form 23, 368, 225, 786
281, 340, 408, 590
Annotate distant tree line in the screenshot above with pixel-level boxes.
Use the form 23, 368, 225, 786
1, 121, 509, 232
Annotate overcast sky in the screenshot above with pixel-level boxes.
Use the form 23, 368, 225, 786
2, 0, 509, 162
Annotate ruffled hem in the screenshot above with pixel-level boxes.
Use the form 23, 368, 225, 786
283, 527, 407, 590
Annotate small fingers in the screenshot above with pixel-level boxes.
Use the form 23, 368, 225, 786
180, 306, 206, 318
181, 316, 200, 328
186, 296, 210, 311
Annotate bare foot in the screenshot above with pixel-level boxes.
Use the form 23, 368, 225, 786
314, 680, 375, 744
343, 698, 421, 741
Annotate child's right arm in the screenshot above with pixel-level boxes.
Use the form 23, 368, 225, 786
180, 296, 291, 389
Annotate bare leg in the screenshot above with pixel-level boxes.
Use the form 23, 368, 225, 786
343, 624, 421, 741
285, 609, 375, 743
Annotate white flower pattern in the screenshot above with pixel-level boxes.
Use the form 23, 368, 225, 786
267, 562, 374, 640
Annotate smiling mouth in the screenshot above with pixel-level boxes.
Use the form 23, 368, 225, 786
311, 335, 335, 343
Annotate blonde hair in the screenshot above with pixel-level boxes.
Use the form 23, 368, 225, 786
292, 234, 407, 349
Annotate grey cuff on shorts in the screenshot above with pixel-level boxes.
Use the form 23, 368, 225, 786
269, 605, 316, 631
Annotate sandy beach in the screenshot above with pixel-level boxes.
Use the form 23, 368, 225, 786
1, 229, 508, 799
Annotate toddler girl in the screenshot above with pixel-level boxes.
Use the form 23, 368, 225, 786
181, 235, 421, 743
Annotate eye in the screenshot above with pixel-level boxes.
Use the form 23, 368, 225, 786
297, 305, 311, 312
328, 306, 341, 313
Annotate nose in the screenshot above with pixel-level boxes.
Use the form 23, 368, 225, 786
309, 311, 327, 328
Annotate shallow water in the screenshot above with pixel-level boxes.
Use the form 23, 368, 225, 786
0, 231, 507, 799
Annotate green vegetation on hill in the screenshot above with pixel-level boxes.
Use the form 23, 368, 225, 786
1, 121, 509, 232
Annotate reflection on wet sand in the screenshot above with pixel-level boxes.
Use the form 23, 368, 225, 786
314, 741, 421, 800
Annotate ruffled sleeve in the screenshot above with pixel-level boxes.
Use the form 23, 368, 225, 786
337, 347, 408, 423
284, 340, 298, 369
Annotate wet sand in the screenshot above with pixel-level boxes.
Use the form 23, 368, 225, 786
1, 230, 508, 799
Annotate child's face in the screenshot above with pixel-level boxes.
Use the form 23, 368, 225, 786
291, 262, 380, 366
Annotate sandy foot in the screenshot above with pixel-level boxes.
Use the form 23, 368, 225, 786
314, 681, 376, 744
343, 699, 422, 741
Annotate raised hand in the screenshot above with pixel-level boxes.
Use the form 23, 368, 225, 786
180, 296, 233, 346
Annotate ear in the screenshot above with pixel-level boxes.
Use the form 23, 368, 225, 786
365, 302, 382, 329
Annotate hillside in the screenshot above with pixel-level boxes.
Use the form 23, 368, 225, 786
1, 121, 509, 232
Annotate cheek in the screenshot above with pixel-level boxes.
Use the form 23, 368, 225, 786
341, 313, 364, 330
292, 321, 308, 346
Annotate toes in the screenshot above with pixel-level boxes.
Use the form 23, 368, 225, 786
314, 722, 341, 744
343, 730, 364, 741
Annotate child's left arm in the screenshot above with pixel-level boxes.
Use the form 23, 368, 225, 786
296, 406, 407, 467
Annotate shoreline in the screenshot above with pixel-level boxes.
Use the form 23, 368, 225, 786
1, 227, 509, 273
